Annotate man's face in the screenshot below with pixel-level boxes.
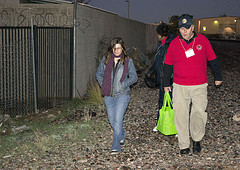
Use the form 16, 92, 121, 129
179, 25, 194, 41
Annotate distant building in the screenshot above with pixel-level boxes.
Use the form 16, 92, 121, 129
193, 16, 240, 39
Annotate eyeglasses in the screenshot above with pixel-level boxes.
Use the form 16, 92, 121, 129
113, 47, 122, 51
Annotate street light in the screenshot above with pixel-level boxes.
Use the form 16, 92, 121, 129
125, 0, 130, 19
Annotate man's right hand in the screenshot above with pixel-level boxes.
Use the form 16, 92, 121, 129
164, 87, 171, 92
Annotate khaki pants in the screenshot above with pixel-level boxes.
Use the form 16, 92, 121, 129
173, 83, 208, 150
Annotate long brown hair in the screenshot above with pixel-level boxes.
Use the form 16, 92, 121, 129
104, 37, 128, 65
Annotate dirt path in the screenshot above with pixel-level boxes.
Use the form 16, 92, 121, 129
77, 41, 240, 169
1, 41, 239, 169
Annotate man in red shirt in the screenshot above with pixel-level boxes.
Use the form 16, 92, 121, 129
163, 14, 222, 155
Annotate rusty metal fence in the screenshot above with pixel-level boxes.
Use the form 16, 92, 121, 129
34, 27, 73, 109
0, 26, 73, 117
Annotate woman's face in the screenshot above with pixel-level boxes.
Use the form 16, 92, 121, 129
112, 43, 123, 56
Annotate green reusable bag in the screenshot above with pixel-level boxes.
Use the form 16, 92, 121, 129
156, 92, 177, 135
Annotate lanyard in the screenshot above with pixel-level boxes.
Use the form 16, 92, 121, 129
179, 38, 195, 52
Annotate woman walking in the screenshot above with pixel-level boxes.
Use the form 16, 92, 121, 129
96, 37, 138, 154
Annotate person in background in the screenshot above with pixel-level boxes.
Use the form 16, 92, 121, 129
152, 23, 175, 132
96, 37, 138, 155
163, 14, 223, 155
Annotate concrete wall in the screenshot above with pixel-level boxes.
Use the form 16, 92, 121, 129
0, 0, 19, 3
0, 3, 158, 97
0, 4, 73, 26
74, 4, 157, 96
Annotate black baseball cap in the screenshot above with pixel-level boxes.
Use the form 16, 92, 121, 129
178, 15, 193, 29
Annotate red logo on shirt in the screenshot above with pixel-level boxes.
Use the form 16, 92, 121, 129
196, 44, 202, 51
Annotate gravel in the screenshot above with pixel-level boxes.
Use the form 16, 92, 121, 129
1, 40, 239, 169
76, 40, 240, 169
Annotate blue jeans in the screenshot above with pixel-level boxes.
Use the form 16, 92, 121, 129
104, 95, 130, 152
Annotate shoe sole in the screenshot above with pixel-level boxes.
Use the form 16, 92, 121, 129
180, 148, 190, 155
193, 150, 201, 154
111, 151, 119, 155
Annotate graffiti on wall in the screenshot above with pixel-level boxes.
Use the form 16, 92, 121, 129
96, 36, 112, 65
0, 8, 71, 27
75, 17, 91, 33
0, 7, 92, 33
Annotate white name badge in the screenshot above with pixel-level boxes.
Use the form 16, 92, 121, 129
185, 48, 195, 58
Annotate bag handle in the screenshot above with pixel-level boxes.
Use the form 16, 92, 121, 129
163, 92, 173, 109
162, 92, 168, 109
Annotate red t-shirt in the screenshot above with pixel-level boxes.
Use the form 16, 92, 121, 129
164, 34, 217, 85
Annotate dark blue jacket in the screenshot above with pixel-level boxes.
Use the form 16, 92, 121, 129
155, 34, 175, 88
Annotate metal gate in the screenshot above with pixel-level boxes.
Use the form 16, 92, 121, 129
0, 26, 73, 117
34, 27, 73, 109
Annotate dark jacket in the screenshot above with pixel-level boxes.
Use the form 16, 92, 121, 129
157, 34, 175, 88
145, 34, 175, 88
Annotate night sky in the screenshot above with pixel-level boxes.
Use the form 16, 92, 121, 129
88, 0, 240, 23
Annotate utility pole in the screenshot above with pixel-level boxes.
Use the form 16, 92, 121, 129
125, 0, 130, 19
73, 0, 77, 98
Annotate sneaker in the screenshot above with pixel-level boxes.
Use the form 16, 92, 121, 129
153, 126, 158, 132
120, 139, 125, 145
111, 149, 119, 155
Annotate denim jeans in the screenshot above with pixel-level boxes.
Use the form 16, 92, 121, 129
104, 95, 130, 152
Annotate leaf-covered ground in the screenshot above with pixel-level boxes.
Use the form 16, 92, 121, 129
1, 41, 239, 169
